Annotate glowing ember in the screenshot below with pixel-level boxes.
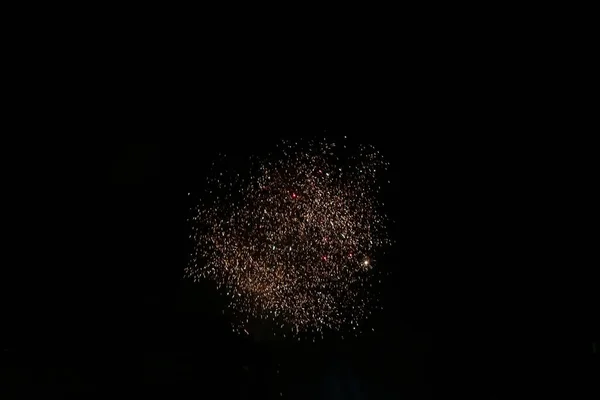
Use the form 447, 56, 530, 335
186, 139, 390, 335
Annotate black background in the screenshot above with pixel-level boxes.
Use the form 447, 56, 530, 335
4, 78, 588, 396
2, 9, 596, 395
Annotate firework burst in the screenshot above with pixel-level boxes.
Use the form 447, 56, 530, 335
187, 138, 390, 336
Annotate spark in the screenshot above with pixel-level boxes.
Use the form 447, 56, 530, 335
186, 139, 390, 335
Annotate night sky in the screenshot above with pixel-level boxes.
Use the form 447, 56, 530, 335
4, 13, 595, 395
6, 122, 572, 397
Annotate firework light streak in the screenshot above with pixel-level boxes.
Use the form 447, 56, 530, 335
186, 139, 390, 336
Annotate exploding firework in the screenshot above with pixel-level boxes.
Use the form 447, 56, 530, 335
186, 138, 390, 336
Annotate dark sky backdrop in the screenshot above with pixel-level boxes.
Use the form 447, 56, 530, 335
3, 15, 591, 395
4, 122, 530, 396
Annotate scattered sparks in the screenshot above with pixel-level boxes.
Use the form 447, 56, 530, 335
186, 139, 390, 336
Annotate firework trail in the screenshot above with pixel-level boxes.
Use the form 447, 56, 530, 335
187, 138, 390, 336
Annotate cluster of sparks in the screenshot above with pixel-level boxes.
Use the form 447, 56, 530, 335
187, 139, 390, 336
